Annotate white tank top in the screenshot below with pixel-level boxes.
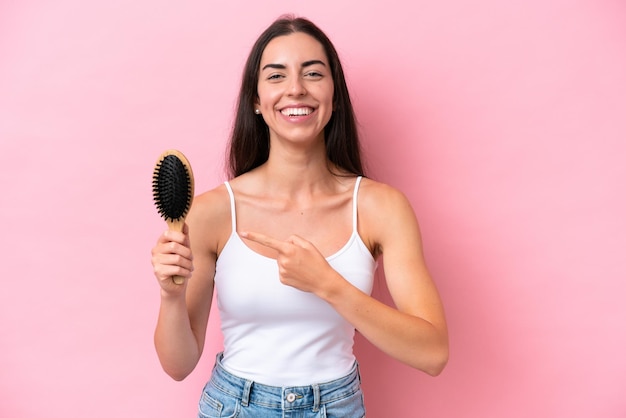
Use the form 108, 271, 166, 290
214, 176, 377, 386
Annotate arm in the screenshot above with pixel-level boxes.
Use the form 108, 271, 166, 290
151, 190, 222, 381
324, 181, 449, 375
242, 180, 448, 376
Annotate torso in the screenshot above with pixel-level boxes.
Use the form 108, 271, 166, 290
212, 173, 378, 385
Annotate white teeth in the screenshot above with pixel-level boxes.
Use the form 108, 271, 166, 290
281, 107, 312, 116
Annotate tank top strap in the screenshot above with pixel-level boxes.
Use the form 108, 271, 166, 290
225, 178, 360, 233
223, 181, 237, 232
352, 176, 363, 232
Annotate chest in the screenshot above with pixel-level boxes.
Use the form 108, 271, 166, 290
233, 194, 354, 259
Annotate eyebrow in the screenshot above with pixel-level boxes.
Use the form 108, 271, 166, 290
261, 60, 327, 71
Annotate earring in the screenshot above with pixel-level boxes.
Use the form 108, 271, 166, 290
255, 109, 261, 114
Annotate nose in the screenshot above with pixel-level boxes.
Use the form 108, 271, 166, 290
287, 76, 306, 96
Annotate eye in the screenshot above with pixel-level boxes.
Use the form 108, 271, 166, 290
304, 71, 323, 79
267, 73, 285, 81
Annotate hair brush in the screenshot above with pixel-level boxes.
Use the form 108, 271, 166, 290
152, 149, 195, 284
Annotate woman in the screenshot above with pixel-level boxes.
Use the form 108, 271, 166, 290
151, 15, 448, 417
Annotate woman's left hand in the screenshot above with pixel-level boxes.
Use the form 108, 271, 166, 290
240, 231, 339, 295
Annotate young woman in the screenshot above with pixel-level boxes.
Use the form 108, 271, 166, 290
151, 15, 448, 417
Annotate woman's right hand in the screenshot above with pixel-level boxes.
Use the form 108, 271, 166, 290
151, 224, 194, 294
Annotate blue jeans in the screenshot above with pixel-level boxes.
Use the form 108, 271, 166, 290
198, 353, 366, 417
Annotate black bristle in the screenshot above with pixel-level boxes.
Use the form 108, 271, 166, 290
152, 154, 192, 222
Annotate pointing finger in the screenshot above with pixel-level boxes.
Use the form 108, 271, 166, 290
240, 231, 286, 251
285, 234, 311, 248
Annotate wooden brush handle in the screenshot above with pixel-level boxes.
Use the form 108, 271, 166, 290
168, 218, 186, 285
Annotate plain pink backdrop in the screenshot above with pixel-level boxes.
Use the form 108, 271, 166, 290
1, 1, 625, 417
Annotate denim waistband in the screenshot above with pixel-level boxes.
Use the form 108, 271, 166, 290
208, 353, 362, 411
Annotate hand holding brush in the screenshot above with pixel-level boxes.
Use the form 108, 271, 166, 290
152, 149, 195, 284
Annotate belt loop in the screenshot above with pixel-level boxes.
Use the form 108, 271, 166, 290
241, 380, 253, 407
312, 384, 320, 412
355, 361, 362, 384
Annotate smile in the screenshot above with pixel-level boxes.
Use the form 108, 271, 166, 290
280, 107, 314, 117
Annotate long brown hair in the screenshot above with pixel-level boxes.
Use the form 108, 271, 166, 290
227, 15, 364, 178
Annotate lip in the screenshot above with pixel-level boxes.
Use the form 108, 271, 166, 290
278, 104, 316, 120
279, 103, 315, 111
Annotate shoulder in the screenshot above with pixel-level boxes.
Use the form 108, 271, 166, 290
189, 183, 231, 222
358, 177, 414, 213
224, 170, 264, 195
186, 183, 232, 254
358, 177, 421, 255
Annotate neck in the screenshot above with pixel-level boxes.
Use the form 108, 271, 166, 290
257, 141, 340, 196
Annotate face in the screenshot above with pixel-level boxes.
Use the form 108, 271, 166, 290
256, 32, 334, 146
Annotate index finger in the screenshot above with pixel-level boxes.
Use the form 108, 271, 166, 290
240, 231, 286, 251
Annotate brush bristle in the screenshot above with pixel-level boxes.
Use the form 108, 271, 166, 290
152, 154, 192, 222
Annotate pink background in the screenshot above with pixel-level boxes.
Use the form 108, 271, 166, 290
1, 1, 625, 417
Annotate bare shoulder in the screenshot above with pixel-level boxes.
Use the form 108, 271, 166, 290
359, 177, 415, 213
190, 184, 231, 220
186, 183, 232, 255
358, 177, 421, 255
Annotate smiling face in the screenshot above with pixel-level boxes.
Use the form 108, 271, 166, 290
256, 32, 335, 147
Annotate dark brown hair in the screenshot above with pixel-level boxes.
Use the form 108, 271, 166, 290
227, 15, 364, 178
